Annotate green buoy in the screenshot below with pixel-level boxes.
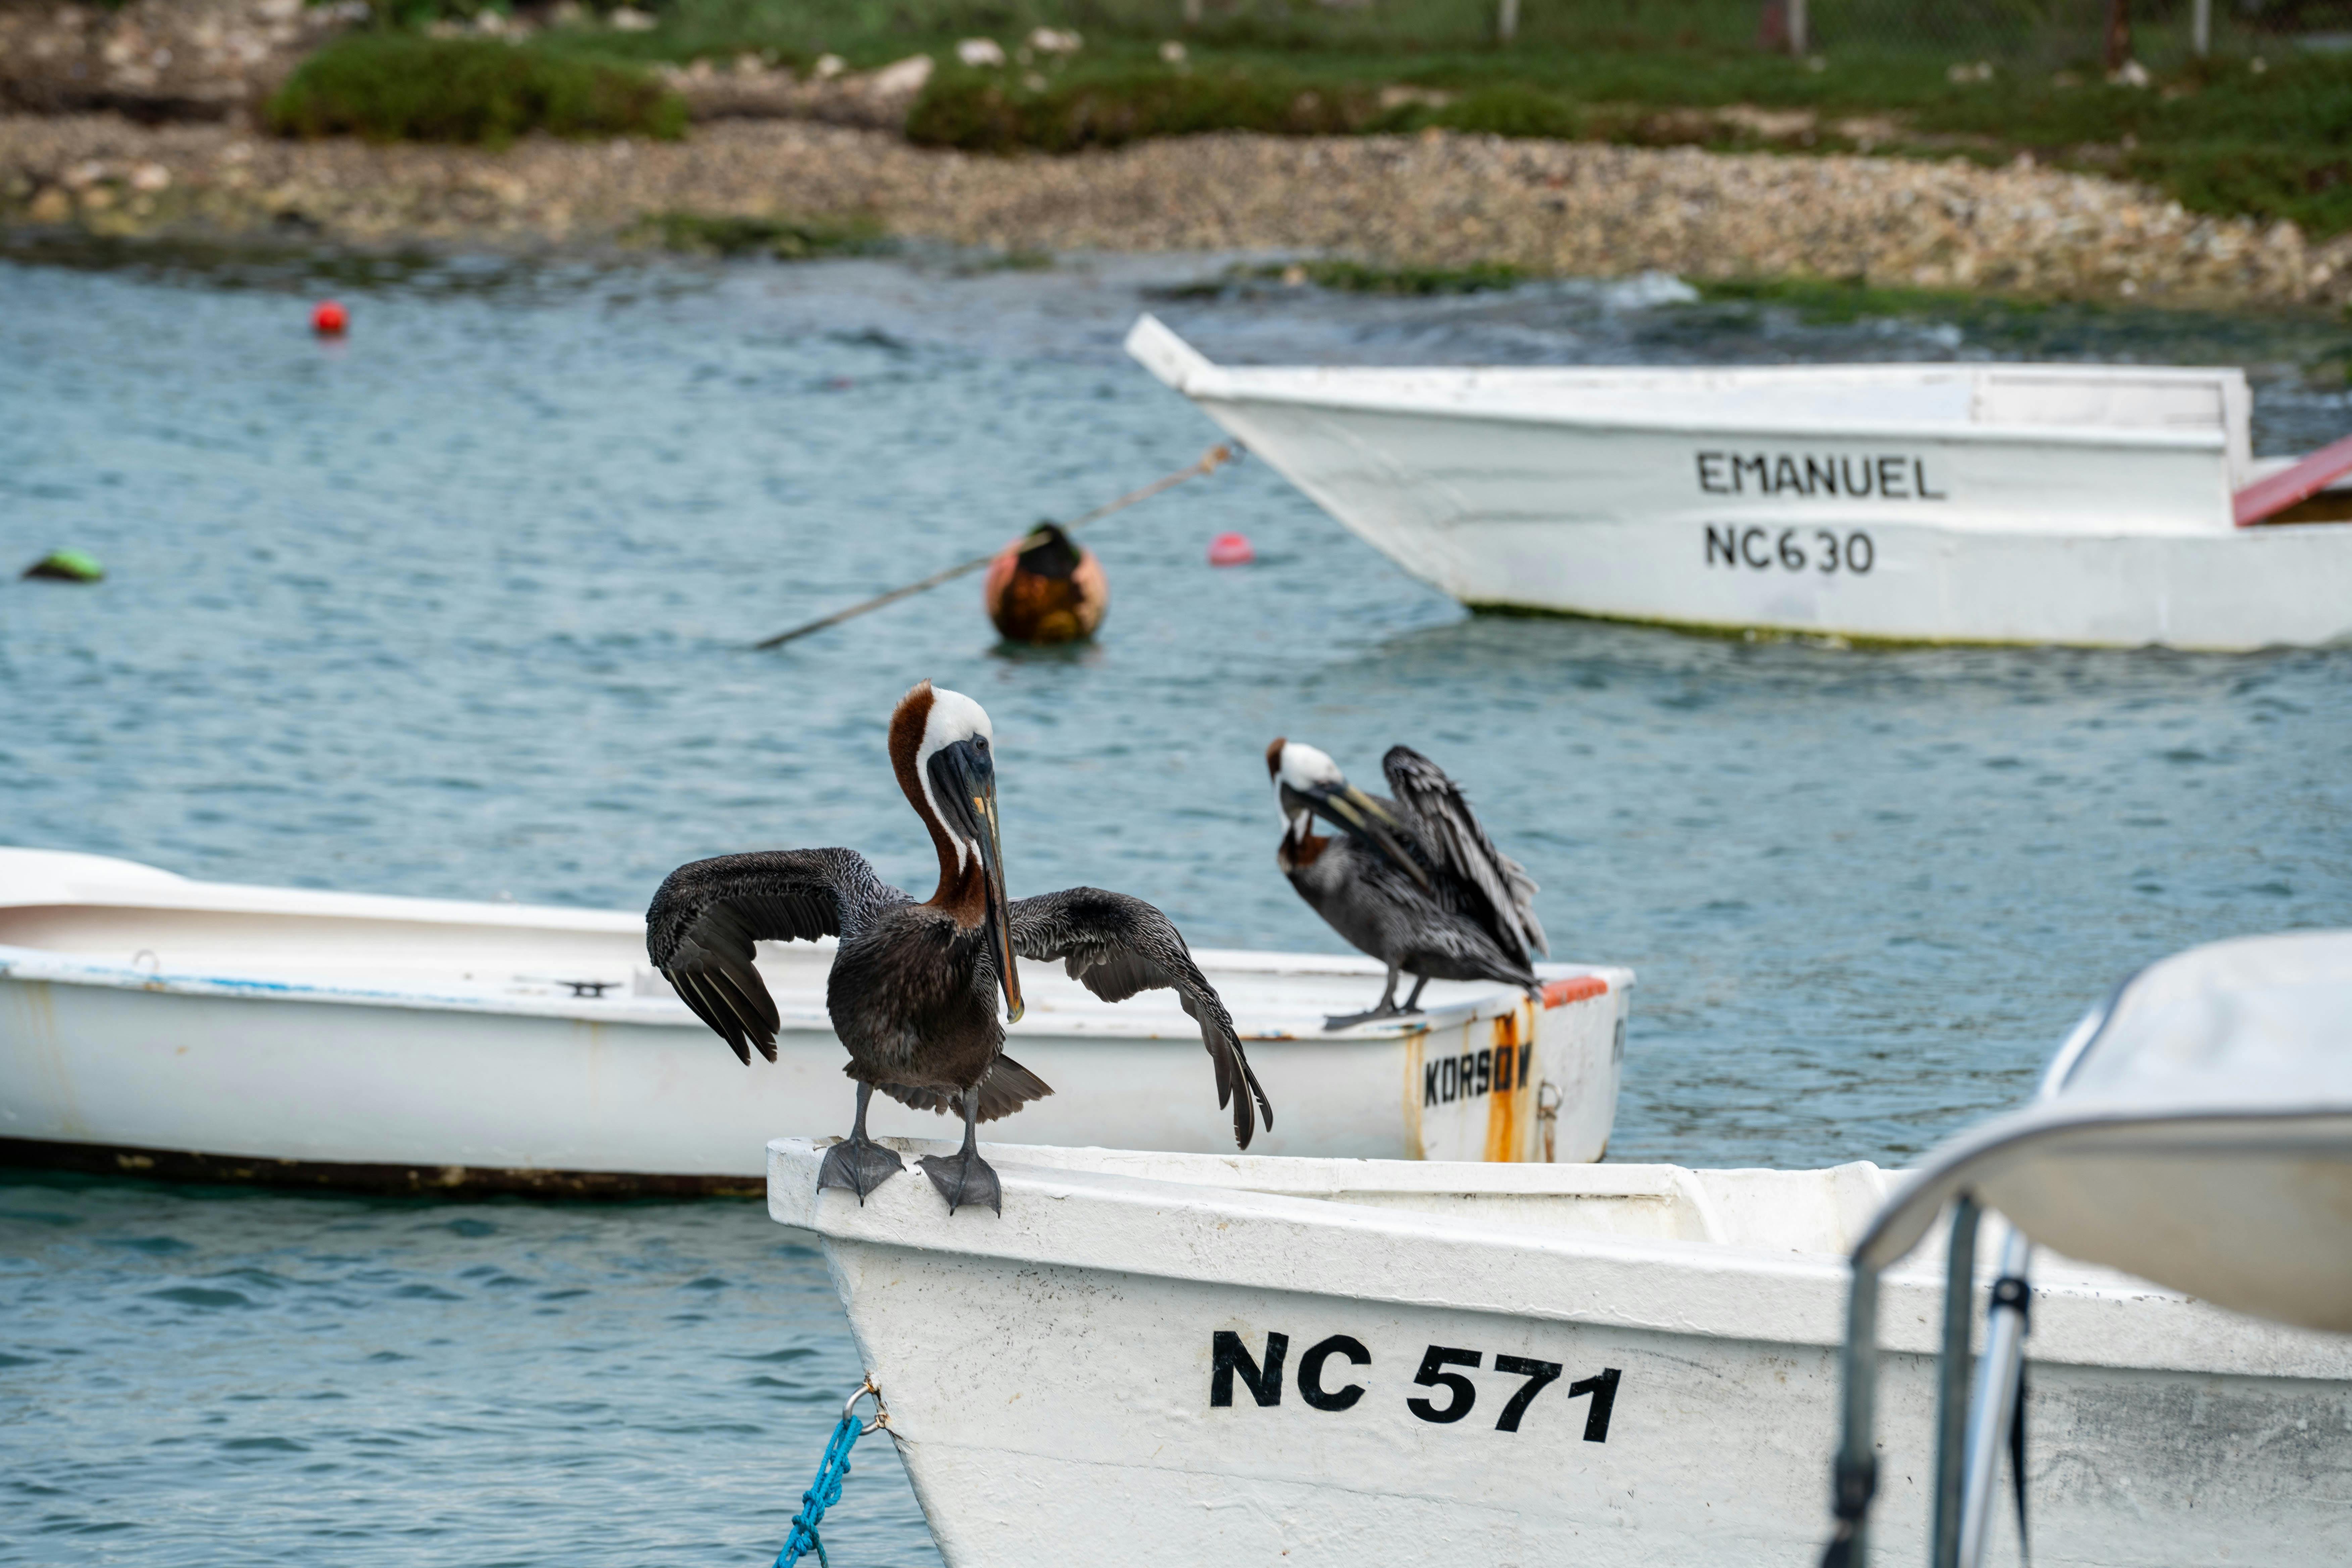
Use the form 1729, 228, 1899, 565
22, 550, 105, 583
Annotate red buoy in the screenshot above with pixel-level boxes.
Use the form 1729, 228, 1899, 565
312, 300, 349, 337
1207, 531, 1255, 567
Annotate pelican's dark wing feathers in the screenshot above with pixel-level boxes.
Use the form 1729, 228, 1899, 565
647, 848, 906, 1064
1380, 745, 1548, 966
1010, 886, 1273, 1149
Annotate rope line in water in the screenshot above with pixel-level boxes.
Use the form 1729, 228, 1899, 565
751, 444, 1238, 650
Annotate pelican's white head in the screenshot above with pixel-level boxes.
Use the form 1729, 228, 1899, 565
889, 679, 1022, 1022
1271, 739, 1342, 792
1265, 738, 1343, 839
916, 686, 994, 865
1262, 737, 1428, 889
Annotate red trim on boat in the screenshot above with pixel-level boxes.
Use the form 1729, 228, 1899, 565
2234, 432, 2352, 526
1541, 976, 1608, 1009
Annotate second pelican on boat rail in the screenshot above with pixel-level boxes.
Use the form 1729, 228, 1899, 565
1269, 739, 1549, 1028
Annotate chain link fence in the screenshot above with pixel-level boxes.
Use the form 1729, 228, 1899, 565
1043, 0, 2352, 62
1802, 0, 2352, 67
883, 0, 2352, 71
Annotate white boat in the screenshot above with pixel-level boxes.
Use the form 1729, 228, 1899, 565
765, 931, 2352, 1568
1126, 314, 2352, 652
0, 847, 1629, 1192
1823, 927, 2352, 1567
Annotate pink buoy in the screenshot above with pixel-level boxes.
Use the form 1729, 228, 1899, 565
1207, 531, 1255, 567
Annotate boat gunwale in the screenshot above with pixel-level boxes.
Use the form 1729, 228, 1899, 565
0, 940, 1628, 1041
771, 1137, 2352, 1378
1181, 379, 2232, 453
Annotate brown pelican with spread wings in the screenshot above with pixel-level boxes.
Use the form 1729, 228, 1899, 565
1267, 739, 1549, 1029
647, 681, 1270, 1214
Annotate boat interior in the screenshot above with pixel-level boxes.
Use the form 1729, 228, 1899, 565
843, 1137, 1899, 1257
1133, 314, 2270, 472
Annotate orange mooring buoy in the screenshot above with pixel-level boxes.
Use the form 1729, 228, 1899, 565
983, 523, 1108, 644
312, 300, 349, 336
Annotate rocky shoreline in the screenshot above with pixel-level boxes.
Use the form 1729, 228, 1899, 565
5, 111, 2349, 309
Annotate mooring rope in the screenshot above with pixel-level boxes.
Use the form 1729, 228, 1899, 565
750, 444, 1238, 650
774, 1378, 887, 1568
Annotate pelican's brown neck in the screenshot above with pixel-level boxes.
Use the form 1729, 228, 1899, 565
888, 680, 988, 923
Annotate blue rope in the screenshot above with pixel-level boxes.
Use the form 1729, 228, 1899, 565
774, 1395, 871, 1568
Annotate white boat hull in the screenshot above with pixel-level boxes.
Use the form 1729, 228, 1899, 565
0, 850, 1629, 1189
1129, 316, 2352, 651
770, 1140, 2352, 1568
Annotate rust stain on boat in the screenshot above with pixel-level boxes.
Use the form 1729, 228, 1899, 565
5, 978, 92, 1138
1483, 1009, 1528, 1163
1400, 1031, 1425, 1162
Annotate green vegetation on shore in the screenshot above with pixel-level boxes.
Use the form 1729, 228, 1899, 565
635, 210, 893, 257
901, 64, 1586, 151
278, 0, 2352, 235
900, 45, 2352, 237
268, 34, 685, 145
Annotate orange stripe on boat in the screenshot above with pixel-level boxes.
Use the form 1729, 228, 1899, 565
1541, 976, 1608, 1009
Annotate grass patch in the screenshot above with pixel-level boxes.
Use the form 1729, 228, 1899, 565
267, 35, 686, 146
637, 210, 894, 257
907, 60, 1387, 152
1428, 83, 1584, 139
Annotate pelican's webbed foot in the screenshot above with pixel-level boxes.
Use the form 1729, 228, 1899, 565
818, 1134, 905, 1203
918, 1147, 1001, 1215
1324, 998, 1419, 1031
1326, 965, 1417, 1031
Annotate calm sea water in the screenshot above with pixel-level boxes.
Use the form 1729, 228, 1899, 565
3, 240, 2350, 1563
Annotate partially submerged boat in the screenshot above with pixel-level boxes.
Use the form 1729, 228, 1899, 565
0, 847, 1629, 1192
1128, 314, 2352, 651
769, 929, 2352, 1567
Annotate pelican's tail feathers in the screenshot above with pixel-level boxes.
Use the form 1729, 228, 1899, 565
967, 1054, 1054, 1123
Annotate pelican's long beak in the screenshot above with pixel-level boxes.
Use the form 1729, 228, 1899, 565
937, 736, 1024, 1024
1290, 781, 1432, 890
971, 766, 1023, 1025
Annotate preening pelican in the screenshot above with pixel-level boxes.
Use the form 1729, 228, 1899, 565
1267, 738, 1548, 1029
647, 681, 1270, 1214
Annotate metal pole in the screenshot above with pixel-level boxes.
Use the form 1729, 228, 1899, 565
2192, 0, 2210, 56
1823, 1264, 1880, 1568
1789, 0, 1809, 54
1958, 1229, 2033, 1568
1930, 1198, 1981, 1568
1497, 0, 1520, 42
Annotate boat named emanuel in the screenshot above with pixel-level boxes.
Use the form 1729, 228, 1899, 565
1695, 451, 1948, 500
